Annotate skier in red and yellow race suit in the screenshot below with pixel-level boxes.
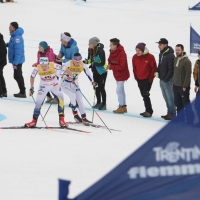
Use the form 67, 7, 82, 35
25, 57, 67, 127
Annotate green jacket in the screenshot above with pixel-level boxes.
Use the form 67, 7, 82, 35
173, 53, 191, 88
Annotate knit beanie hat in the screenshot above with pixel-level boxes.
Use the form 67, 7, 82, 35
39, 41, 48, 51
136, 43, 146, 52
89, 37, 100, 46
10, 22, 18, 30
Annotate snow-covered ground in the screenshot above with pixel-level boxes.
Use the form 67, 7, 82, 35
0, 0, 199, 199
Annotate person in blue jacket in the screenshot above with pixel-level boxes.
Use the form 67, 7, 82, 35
56, 32, 79, 63
7, 22, 26, 98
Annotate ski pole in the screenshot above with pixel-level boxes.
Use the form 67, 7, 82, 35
92, 89, 96, 123
92, 82, 98, 123
92, 83, 98, 123
59, 75, 66, 91
42, 99, 54, 121
74, 83, 111, 133
31, 95, 48, 127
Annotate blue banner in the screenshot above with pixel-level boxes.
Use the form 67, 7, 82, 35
190, 26, 200, 54
189, 2, 200, 10
59, 94, 200, 200
59, 179, 71, 200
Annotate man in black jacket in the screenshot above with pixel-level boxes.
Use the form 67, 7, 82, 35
0, 33, 7, 97
156, 38, 176, 120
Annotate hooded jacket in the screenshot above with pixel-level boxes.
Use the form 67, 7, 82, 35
59, 38, 79, 63
173, 52, 191, 88
36, 46, 56, 65
0, 33, 7, 67
108, 44, 130, 81
7, 27, 25, 65
157, 46, 175, 82
88, 43, 107, 75
132, 48, 157, 82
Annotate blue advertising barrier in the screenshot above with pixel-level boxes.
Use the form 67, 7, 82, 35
59, 93, 200, 200
189, 2, 200, 10
190, 25, 200, 54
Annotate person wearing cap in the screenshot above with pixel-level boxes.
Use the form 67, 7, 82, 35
107, 38, 130, 114
87, 37, 107, 110
25, 57, 67, 128
173, 44, 194, 124
132, 42, 157, 117
193, 49, 200, 126
0, 33, 7, 98
56, 32, 79, 64
156, 38, 176, 120
32, 41, 57, 103
60, 53, 95, 123
7, 22, 26, 98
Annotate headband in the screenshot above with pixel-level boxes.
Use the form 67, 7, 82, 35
60, 33, 71, 42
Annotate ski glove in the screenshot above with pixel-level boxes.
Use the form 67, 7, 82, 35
29, 87, 34, 96
92, 82, 98, 90
89, 64, 92, 69
83, 58, 88, 64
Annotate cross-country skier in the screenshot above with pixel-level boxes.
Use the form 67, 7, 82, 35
25, 57, 67, 127
60, 53, 95, 123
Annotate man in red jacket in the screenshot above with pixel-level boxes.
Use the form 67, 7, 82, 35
108, 38, 130, 113
132, 43, 157, 117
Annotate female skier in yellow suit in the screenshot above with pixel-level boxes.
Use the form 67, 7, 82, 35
25, 57, 67, 127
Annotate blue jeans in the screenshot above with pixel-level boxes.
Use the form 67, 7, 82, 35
160, 79, 176, 116
116, 81, 126, 106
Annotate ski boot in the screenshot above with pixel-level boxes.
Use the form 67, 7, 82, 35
59, 114, 68, 127
25, 118, 37, 127
81, 114, 92, 123
73, 111, 82, 123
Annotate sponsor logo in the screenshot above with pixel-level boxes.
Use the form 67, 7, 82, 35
195, 3, 200, 8
40, 86, 45, 88
15, 38, 20, 43
153, 142, 200, 163
127, 142, 200, 179
38, 92, 43, 95
193, 43, 200, 50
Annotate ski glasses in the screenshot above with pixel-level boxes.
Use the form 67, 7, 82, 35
39, 57, 49, 64
73, 55, 82, 62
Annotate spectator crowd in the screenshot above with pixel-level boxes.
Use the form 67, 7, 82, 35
0, 21, 200, 127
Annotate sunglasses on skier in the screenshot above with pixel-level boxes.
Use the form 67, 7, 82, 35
39, 57, 49, 64
73, 56, 82, 62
